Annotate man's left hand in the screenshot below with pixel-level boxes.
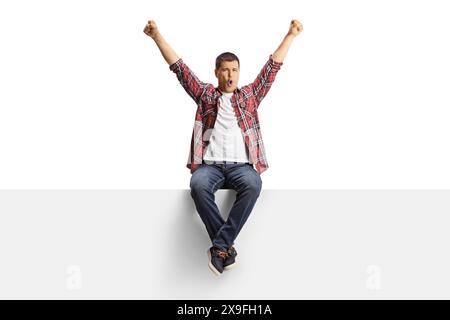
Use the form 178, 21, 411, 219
288, 19, 303, 37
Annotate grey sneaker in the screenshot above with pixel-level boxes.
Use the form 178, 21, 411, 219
207, 247, 229, 276
223, 246, 238, 271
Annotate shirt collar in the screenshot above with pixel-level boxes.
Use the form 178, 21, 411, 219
216, 87, 240, 95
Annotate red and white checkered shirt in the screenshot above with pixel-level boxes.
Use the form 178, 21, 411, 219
169, 55, 283, 175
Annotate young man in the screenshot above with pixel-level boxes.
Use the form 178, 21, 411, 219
144, 19, 303, 276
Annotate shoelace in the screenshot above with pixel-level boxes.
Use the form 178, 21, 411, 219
215, 250, 229, 260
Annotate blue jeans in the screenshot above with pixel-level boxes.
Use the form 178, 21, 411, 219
190, 160, 263, 251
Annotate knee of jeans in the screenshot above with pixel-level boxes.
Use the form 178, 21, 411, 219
190, 177, 208, 195
246, 176, 262, 196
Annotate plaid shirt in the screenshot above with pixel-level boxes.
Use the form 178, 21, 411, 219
169, 55, 283, 175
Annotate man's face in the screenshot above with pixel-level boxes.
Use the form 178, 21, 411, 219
215, 60, 240, 93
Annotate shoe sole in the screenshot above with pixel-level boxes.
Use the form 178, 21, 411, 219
224, 261, 238, 271
207, 249, 222, 276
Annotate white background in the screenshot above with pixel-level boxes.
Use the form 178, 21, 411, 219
1, 0, 449, 189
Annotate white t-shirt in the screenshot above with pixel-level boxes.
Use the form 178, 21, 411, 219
203, 91, 251, 163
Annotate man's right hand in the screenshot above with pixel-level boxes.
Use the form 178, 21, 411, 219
143, 20, 159, 39
143, 19, 180, 65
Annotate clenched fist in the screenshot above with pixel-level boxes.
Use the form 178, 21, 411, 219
143, 20, 159, 39
288, 19, 303, 37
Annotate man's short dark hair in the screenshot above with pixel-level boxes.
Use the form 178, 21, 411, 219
215, 52, 240, 70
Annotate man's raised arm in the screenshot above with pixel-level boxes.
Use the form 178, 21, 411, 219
143, 20, 179, 65
272, 19, 303, 63
249, 19, 303, 108
143, 20, 210, 105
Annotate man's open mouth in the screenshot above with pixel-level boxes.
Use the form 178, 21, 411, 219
227, 80, 233, 87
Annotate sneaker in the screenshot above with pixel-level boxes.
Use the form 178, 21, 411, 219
207, 247, 229, 276
223, 246, 238, 271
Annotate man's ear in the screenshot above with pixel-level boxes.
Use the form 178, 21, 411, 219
214, 69, 218, 78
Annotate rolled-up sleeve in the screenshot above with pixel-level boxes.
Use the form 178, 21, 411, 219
169, 58, 210, 105
251, 54, 283, 107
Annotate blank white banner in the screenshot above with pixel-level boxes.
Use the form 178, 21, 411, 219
1, 189, 449, 299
